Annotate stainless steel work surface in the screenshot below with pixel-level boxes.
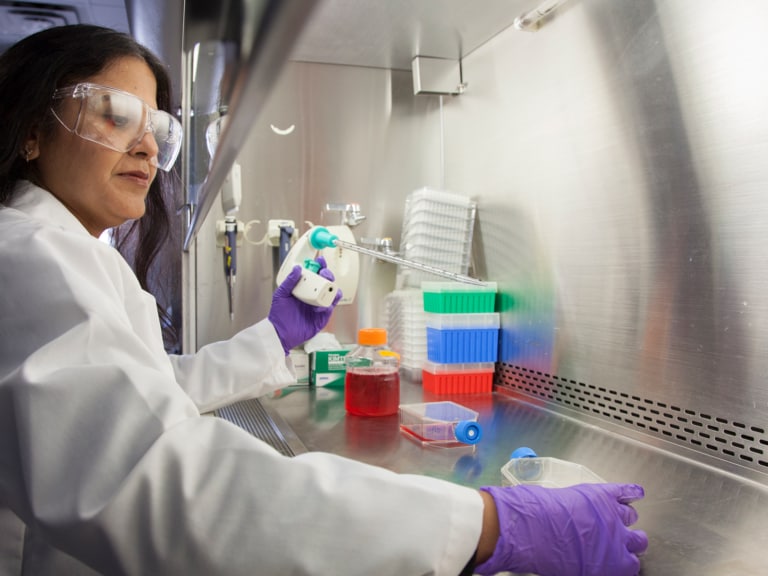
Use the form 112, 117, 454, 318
257, 381, 768, 576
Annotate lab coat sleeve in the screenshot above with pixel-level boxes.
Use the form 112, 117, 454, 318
0, 222, 484, 576
168, 319, 296, 413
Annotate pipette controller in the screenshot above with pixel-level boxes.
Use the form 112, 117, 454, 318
292, 258, 339, 307
307, 226, 487, 287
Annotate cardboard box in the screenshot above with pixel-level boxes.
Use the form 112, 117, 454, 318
310, 348, 352, 387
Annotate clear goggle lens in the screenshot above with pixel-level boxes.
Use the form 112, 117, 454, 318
51, 83, 182, 171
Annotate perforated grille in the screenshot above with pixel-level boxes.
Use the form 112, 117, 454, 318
497, 363, 768, 473
216, 399, 297, 456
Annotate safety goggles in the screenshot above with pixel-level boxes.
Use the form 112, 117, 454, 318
51, 82, 183, 171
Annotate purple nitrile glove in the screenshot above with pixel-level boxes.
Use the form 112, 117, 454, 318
268, 256, 343, 354
476, 483, 648, 576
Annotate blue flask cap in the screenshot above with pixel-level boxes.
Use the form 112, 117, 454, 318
510, 446, 537, 459
454, 420, 482, 445
510, 447, 541, 482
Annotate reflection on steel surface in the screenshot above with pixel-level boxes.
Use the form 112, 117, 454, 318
260, 381, 768, 575
452, 0, 768, 483
194, 0, 768, 492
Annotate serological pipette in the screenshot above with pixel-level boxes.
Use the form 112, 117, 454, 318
307, 226, 487, 287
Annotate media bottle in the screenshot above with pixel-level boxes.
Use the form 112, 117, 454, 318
345, 328, 400, 416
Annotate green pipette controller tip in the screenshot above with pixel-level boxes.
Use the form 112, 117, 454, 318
303, 259, 321, 274
308, 226, 338, 250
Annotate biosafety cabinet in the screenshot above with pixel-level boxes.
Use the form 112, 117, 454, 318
48, 0, 768, 572
179, 2, 768, 572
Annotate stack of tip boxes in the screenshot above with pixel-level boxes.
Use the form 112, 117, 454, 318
422, 281, 499, 394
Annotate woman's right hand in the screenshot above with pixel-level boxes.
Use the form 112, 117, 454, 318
268, 257, 342, 354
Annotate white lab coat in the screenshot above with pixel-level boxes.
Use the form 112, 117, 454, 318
0, 181, 483, 576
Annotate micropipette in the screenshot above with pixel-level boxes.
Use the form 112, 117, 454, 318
223, 216, 237, 320
307, 226, 487, 287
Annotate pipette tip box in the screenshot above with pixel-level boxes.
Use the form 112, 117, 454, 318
399, 401, 482, 447
422, 361, 494, 394
426, 312, 500, 363
422, 281, 497, 314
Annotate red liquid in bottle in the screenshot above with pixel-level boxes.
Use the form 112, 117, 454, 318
345, 370, 400, 416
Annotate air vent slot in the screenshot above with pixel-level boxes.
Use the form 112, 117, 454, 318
497, 363, 768, 473
216, 399, 301, 457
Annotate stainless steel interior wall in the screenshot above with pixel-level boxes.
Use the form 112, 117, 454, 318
195, 0, 768, 479
195, 62, 444, 347
444, 0, 768, 478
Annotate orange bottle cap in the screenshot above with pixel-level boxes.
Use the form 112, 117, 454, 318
358, 328, 387, 346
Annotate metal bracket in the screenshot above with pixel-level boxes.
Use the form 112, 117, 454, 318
324, 203, 366, 227
411, 56, 466, 96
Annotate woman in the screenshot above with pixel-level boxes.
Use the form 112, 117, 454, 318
0, 25, 648, 575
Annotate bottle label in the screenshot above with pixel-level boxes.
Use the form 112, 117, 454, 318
347, 357, 373, 369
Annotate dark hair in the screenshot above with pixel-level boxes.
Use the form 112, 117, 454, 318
0, 24, 180, 348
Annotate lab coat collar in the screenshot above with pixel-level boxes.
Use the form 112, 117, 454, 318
4, 179, 91, 237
